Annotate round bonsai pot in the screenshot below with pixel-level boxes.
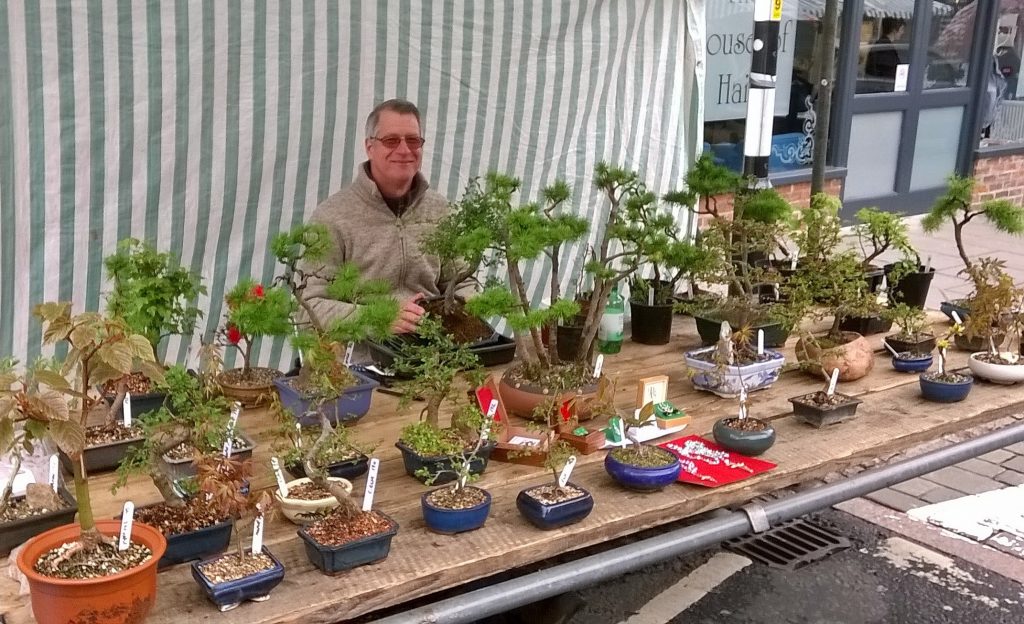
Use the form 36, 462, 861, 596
891, 353, 934, 373
275, 477, 353, 525
498, 369, 599, 421
421, 486, 492, 534
16, 519, 167, 624
919, 372, 974, 402
884, 333, 937, 355
967, 353, 1024, 384
286, 454, 370, 481
629, 300, 674, 345
603, 447, 681, 491
217, 366, 283, 408
795, 332, 874, 382
885, 263, 935, 309
712, 417, 776, 456
516, 483, 595, 530
298, 512, 399, 576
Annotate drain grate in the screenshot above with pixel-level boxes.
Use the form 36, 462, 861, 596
723, 519, 851, 570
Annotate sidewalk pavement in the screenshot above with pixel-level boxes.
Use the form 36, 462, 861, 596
836, 215, 1024, 585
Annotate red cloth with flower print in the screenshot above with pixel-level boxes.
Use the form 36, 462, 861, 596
658, 435, 776, 488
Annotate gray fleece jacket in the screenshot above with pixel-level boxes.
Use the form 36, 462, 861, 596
301, 163, 471, 328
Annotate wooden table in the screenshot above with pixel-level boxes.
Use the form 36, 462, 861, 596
3, 314, 1023, 623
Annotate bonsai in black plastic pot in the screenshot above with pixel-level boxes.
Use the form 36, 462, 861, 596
517, 440, 593, 530
294, 412, 398, 575
419, 425, 495, 534
191, 455, 283, 611
113, 365, 239, 568
922, 175, 1024, 321
393, 317, 499, 483
883, 303, 937, 356
0, 361, 79, 558
627, 234, 712, 346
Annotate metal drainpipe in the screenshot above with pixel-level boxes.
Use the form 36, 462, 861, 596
371, 419, 1024, 624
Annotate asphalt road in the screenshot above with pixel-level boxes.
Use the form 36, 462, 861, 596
550, 509, 1024, 624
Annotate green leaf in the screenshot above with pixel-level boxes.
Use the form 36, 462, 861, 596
69, 323, 99, 350
0, 412, 15, 451
49, 418, 87, 454
34, 369, 71, 392
99, 341, 135, 374
127, 334, 155, 360
33, 302, 70, 323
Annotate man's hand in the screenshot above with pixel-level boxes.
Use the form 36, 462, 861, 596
392, 294, 426, 334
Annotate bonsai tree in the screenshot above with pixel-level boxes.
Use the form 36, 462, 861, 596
961, 258, 1024, 357
221, 279, 294, 379
539, 440, 577, 497
196, 454, 275, 561
884, 303, 934, 346
921, 175, 1024, 274
113, 365, 235, 508
852, 207, 916, 270
33, 302, 163, 559
104, 238, 205, 359
460, 173, 589, 373
270, 394, 375, 475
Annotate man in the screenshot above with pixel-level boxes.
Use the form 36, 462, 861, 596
302, 99, 468, 334
865, 18, 905, 84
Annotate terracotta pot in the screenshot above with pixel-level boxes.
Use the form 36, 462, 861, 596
217, 367, 282, 408
497, 370, 599, 421
796, 332, 875, 382
16, 519, 167, 624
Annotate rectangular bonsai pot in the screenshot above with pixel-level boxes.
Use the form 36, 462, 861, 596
685, 347, 786, 398
366, 332, 516, 376
99, 387, 169, 420
158, 431, 257, 481
297, 512, 398, 575
192, 547, 286, 609
274, 369, 379, 426
789, 392, 863, 428
59, 432, 146, 474
0, 485, 78, 557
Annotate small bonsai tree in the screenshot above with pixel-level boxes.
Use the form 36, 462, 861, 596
788, 194, 881, 344
418, 418, 492, 493
884, 303, 933, 343
221, 280, 294, 378
298, 413, 364, 520
270, 393, 375, 474
104, 238, 205, 359
852, 207, 916, 269
33, 303, 163, 560
113, 365, 234, 507
461, 173, 589, 372
540, 440, 577, 497
197, 454, 275, 561
961, 258, 1024, 358
921, 175, 1024, 274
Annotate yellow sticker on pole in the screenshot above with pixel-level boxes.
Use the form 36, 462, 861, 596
772, 0, 783, 20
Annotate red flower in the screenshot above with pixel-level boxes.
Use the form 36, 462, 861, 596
251, 284, 265, 299
560, 401, 572, 422
226, 325, 242, 344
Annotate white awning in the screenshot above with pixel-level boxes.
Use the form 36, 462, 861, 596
795, 0, 953, 21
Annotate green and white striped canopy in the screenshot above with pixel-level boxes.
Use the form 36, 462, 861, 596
0, 0, 703, 370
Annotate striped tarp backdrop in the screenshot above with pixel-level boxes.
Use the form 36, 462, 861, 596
0, 0, 704, 370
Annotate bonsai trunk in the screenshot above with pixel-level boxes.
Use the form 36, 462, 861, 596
508, 260, 549, 368
150, 427, 191, 507
547, 245, 564, 366
71, 453, 101, 546
421, 395, 444, 429
104, 377, 129, 427
953, 217, 974, 273
305, 413, 362, 520
0, 453, 21, 514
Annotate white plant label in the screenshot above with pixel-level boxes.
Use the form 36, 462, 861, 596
951, 311, 963, 325
222, 438, 233, 458
719, 321, 732, 341
790, 255, 798, 270
295, 422, 302, 447
738, 387, 748, 420
48, 455, 59, 492
883, 341, 900, 357
271, 457, 289, 497
686, 281, 694, 297
118, 501, 135, 551
480, 400, 498, 441
344, 341, 355, 366
251, 514, 264, 555
647, 287, 655, 306
122, 392, 133, 427
827, 368, 840, 396
617, 419, 626, 447
362, 458, 380, 512
557, 455, 578, 488
228, 402, 241, 431
757, 329, 764, 355
593, 354, 604, 378
924, 255, 931, 272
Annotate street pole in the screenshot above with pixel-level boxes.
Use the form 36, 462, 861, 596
742, 0, 783, 188
811, 0, 840, 195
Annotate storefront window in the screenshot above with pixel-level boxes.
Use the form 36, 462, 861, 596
987, 1, 1024, 145
924, 1, 975, 90
702, 1, 827, 173
856, 4, 916, 94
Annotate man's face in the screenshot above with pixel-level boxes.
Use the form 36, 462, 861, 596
365, 111, 423, 189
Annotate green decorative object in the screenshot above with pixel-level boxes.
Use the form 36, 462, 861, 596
654, 402, 682, 419
572, 426, 589, 436
603, 416, 624, 443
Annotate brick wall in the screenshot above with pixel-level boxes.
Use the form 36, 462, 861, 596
696, 178, 844, 228
972, 153, 1024, 207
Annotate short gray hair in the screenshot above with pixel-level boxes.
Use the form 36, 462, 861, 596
365, 99, 422, 138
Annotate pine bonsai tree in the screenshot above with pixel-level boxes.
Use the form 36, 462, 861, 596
222, 280, 294, 378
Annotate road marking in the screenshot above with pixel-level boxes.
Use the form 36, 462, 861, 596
907, 485, 1024, 542
619, 552, 751, 624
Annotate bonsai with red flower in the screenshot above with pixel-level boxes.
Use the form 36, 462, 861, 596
216, 278, 295, 404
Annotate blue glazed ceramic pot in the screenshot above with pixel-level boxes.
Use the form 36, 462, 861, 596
516, 483, 594, 530
421, 487, 491, 534
191, 547, 285, 611
919, 373, 973, 403
604, 448, 681, 491
891, 353, 933, 373
298, 512, 398, 575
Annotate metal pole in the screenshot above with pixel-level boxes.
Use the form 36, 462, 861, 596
742, 0, 783, 186
810, 0, 840, 195
372, 420, 1024, 624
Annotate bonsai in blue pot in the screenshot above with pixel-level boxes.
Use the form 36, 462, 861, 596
190, 455, 284, 611
517, 441, 594, 530
919, 342, 973, 403
419, 425, 495, 534
603, 403, 681, 491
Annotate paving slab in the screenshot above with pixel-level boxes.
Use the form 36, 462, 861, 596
1001, 455, 1024, 473
889, 477, 936, 497
864, 488, 927, 513
979, 449, 1015, 464
920, 485, 965, 505
921, 465, 1004, 495
994, 469, 1024, 486
955, 457, 1006, 478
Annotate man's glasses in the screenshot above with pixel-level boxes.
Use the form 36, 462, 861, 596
371, 135, 426, 150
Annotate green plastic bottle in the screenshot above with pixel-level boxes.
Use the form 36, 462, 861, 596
598, 286, 625, 354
